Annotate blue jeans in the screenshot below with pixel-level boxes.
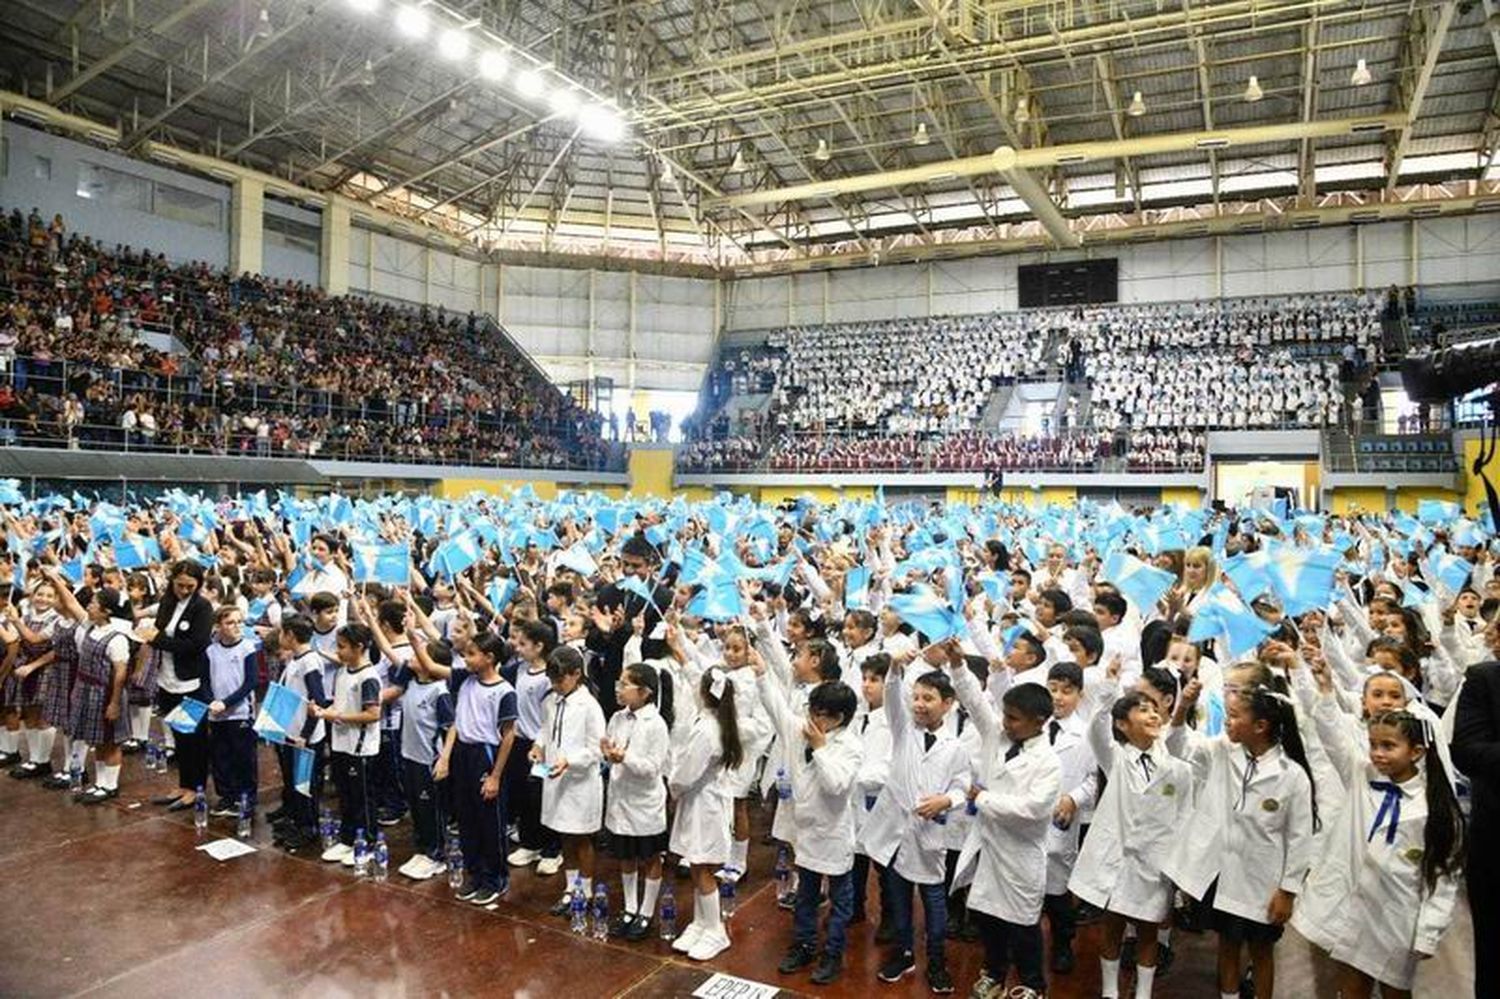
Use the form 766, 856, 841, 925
794, 866, 855, 957
888, 861, 947, 960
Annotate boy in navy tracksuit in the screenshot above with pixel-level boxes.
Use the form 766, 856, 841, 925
269, 614, 330, 850
379, 630, 456, 880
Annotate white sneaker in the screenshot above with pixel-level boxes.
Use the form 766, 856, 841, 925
535, 854, 563, 876
715, 866, 742, 884
420, 856, 447, 880
398, 856, 424, 879
671, 921, 704, 954
321, 843, 353, 864
341, 852, 357, 868
688, 926, 731, 961
507, 847, 541, 867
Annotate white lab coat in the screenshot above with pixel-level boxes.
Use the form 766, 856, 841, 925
758, 673, 863, 876
1162, 729, 1316, 923
603, 703, 669, 837
853, 706, 891, 839
1069, 680, 1195, 921
537, 687, 606, 835
948, 665, 1061, 924
723, 663, 772, 797
668, 712, 732, 865
941, 710, 985, 852
857, 664, 971, 886
1044, 710, 1099, 895
1292, 695, 1460, 989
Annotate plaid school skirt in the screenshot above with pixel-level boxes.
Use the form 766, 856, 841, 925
67, 680, 130, 747
41, 627, 80, 730
0, 667, 43, 710
127, 646, 161, 707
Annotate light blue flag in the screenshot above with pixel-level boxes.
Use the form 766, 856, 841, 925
617, 574, 661, 614
179, 517, 211, 546
1450, 520, 1485, 548
163, 697, 209, 734
1221, 551, 1273, 603
486, 576, 519, 614
680, 548, 730, 587
60, 556, 85, 585
1100, 551, 1176, 612
1418, 499, 1461, 526
1203, 690, 1226, 737
1000, 623, 1028, 653
845, 565, 871, 609
1425, 549, 1472, 594
0, 479, 24, 506
291, 744, 316, 798
115, 534, 162, 570
89, 508, 126, 543
529, 527, 560, 552
1402, 582, 1435, 608
247, 596, 272, 624
434, 532, 483, 579
887, 589, 966, 643
976, 571, 1009, 605
555, 543, 599, 578
1136, 523, 1191, 556
253, 682, 305, 744
1265, 548, 1342, 616
1187, 585, 1275, 658
353, 542, 411, 586
686, 577, 744, 622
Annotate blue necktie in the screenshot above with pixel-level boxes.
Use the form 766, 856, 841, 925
1367, 781, 1402, 844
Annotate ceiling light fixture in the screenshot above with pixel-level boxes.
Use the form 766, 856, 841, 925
477, 50, 507, 82
253, 8, 274, 39
357, 58, 376, 86
346, 0, 379, 12
1351, 58, 1372, 86
437, 28, 469, 60
513, 67, 547, 99
913, 121, 930, 146
579, 104, 626, 143
1014, 97, 1030, 125
394, 5, 429, 39
550, 88, 582, 116
730, 148, 747, 172
1127, 90, 1146, 117
814, 137, 831, 162
1244, 75, 1263, 102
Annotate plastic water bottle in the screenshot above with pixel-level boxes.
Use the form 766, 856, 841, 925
775, 765, 792, 801
353, 828, 370, 877
659, 885, 677, 941
145, 742, 158, 772
591, 883, 610, 941
774, 845, 792, 897
319, 807, 336, 851
154, 742, 168, 774
569, 877, 588, 935
967, 782, 984, 817
69, 761, 84, 793
446, 837, 465, 890
193, 786, 208, 835
719, 877, 737, 920
373, 832, 389, 883
236, 793, 253, 839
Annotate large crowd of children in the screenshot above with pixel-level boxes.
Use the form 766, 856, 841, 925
0, 486, 1491, 999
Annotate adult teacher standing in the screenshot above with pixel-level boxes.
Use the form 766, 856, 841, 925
142, 560, 215, 810
1452, 654, 1500, 999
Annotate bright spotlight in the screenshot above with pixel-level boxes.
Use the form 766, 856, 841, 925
514, 67, 547, 99
550, 88, 581, 116
394, 5, 428, 39
437, 28, 469, 60
581, 104, 626, 142
477, 50, 507, 82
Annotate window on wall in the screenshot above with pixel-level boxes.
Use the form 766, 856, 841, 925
263, 213, 320, 255
33, 155, 51, 181
153, 183, 222, 230
76, 162, 151, 211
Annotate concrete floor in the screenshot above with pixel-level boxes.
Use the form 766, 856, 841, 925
0, 739, 1476, 998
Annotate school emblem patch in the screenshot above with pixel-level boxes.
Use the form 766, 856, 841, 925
1404, 847, 1424, 863
1161, 784, 1177, 797
1261, 798, 1280, 812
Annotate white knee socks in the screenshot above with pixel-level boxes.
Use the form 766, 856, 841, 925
131, 706, 152, 742
700, 889, 723, 934
69, 739, 89, 771
0, 729, 17, 754
95, 762, 120, 790
622, 871, 639, 916
641, 877, 662, 921
1100, 957, 1121, 998
29, 727, 56, 765
1135, 965, 1156, 998
730, 838, 750, 874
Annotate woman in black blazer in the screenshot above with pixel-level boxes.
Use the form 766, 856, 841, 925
143, 560, 216, 809
1454, 648, 1500, 999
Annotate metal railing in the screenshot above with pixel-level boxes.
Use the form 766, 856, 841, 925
0, 418, 627, 472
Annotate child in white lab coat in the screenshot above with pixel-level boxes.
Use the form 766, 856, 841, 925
1295, 696, 1464, 998
851, 654, 893, 939
758, 670, 863, 985
1042, 661, 1098, 976
532, 646, 607, 916
1165, 681, 1320, 999
602, 661, 673, 941
860, 648, 970, 993
1071, 663, 1195, 999
668, 666, 744, 962
944, 641, 1062, 999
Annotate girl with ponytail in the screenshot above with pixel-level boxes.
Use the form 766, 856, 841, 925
1164, 681, 1319, 999
1296, 695, 1465, 998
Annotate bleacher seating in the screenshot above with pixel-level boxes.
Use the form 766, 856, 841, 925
0, 207, 619, 469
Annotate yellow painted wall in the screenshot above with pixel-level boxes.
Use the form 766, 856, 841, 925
1462, 437, 1487, 516
627, 447, 676, 499
1329, 487, 1388, 515
758, 484, 876, 506
946, 487, 982, 505
1161, 487, 1203, 508
436, 478, 561, 500
1039, 486, 1077, 507
1394, 485, 1463, 514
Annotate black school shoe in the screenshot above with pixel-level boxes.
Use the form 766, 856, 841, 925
778, 944, 818, 974
78, 785, 119, 805
877, 951, 916, 984
623, 916, 655, 942
0, 751, 20, 767
926, 960, 954, 995
9, 761, 45, 779
40, 772, 71, 790
810, 954, 843, 986
1157, 942, 1175, 976
1051, 939, 1076, 974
